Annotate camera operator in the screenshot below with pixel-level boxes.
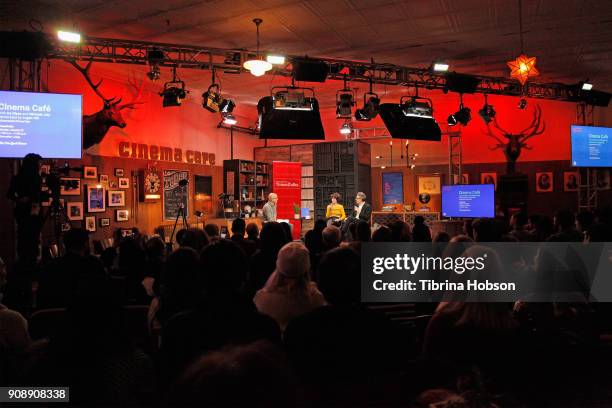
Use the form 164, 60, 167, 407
6, 153, 44, 265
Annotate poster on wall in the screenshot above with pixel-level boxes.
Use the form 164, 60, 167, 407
418, 175, 441, 195
163, 170, 189, 221
382, 172, 403, 204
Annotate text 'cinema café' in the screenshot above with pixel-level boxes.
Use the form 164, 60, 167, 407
2, 1, 612, 407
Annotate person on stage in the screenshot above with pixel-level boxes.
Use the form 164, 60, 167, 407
341, 192, 372, 238
262, 193, 278, 222
325, 192, 346, 226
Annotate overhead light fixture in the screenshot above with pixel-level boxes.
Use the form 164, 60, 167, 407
402, 97, 434, 118
507, 0, 539, 86
339, 120, 353, 135
432, 62, 449, 72
219, 99, 235, 114
266, 55, 285, 65
336, 76, 355, 118
272, 86, 315, 111
57, 30, 81, 43
518, 98, 528, 110
160, 67, 187, 107
355, 79, 380, 121
223, 113, 238, 125
581, 82, 593, 91
146, 64, 161, 81
448, 95, 471, 126
243, 18, 273, 77
146, 48, 164, 81
478, 94, 496, 123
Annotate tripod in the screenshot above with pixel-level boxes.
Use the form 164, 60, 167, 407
169, 204, 189, 246
41, 194, 71, 258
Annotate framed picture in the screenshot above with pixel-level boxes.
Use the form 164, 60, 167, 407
116, 209, 129, 222
418, 175, 441, 195
99, 217, 111, 227
99, 174, 109, 183
87, 185, 106, 213
115, 168, 125, 177
480, 172, 497, 191
67, 202, 84, 221
382, 172, 403, 204
108, 190, 126, 207
110, 181, 118, 189
536, 172, 554, 192
563, 171, 579, 192
60, 177, 81, 196
119, 178, 130, 189
453, 173, 470, 185
40, 164, 50, 175
84, 216, 96, 232
597, 169, 610, 191
84, 166, 98, 179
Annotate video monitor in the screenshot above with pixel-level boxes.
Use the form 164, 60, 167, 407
442, 184, 495, 218
571, 125, 612, 167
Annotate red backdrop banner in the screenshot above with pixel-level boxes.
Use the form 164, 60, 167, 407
272, 161, 302, 240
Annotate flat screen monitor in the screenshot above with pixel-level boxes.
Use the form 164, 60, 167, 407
442, 184, 495, 218
0, 90, 82, 159
571, 125, 612, 167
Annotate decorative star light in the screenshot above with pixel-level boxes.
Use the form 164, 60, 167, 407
507, 54, 539, 85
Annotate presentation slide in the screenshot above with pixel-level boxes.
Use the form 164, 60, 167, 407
0, 90, 82, 159
571, 125, 612, 167
442, 184, 495, 218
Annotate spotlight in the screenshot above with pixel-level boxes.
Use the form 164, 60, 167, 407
448, 107, 471, 126
219, 99, 235, 114
581, 82, 593, 91
266, 55, 285, 65
336, 91, 355, 118
57, 30, 81, 43
160, 68, 187, 107
432, 62, 449, 72
355, 94, 380, 121
339, 120, 353, 135
478, 95, 495, 124
202, 83, 223, 112
223, 113, 237, 125
272, 87, 315, 111
518, 98, 528, 110
146, 64, 161, 81
402, 97, 433, 118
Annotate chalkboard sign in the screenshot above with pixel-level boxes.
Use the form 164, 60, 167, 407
163, 170, 189, 221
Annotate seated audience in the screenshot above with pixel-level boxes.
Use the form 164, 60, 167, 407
472, 218, 500, 242
412, 216, 432, 242
117, 236, 149, 304
179, 228, 210, 252
246, 223, 261, 248
322, 225, 342, 251
509, 212, 535, 242
247, 222, 290, 296
305, 219, 327, 265
204, 223, 220, 240
389, 220, 411, 242
230, 218, 257, 257
372, 225, 393, 242
142, 236, 165, 297
254, 242, 326, 330
547, 210, 582, 242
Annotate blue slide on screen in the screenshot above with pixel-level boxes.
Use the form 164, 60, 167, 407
571, 125, 612, 167
0, 90, 82, 159
442, 184, 495, 218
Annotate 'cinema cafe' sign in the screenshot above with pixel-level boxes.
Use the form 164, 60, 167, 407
118, 142, 215, 165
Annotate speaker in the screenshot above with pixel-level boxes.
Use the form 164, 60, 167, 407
292, 59, 329, 82
379, 103, 442, 141
0, 31, 50, 60
257, 96, 325, 140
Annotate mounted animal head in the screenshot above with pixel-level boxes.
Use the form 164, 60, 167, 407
485, 105, 546, 161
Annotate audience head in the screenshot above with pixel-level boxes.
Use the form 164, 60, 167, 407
313, 219, 327, 233
576, 210, 595, 233
176, 228, 187, 246
63, 228, 91, 255
317, 247, 360, 305
372, 225, 393, 242
265, 242, 311, 292
232, 218, 247, 236
322, 226, 342, 250
411, 218, 432, 242
585, 222, 611, 243
510, 212, 528, 229
433, 231, 451, 243
355, 221, 371, 242
260, 222, 289, 256
554, 209, 576, 231
162, 247, 203, 305
472, 218, 499, 242
389, 221, 411, 242
463, 219, 474, 239
179, 228, 210, 253
280, 222, 292, 242
145, 236, 166, 260
204, 223, 220, 238
246, 223, 259, 240
200, 239, 248, 294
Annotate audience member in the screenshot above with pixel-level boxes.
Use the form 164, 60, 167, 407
204, 223, 220, 240
0, 257, 31, 350
389, 220, 411, 242
509, 212, 535, 242
412, 216, 432, 242
143, 236, 165, 297
230, 218, 257, 257
246, 223, 261, 248
472, 218, 499, 242
547, 210, 582, 242
254, 242, 326, 330
322, 225, 342, 251
179, 228, 210, 252
372, 225, 393, 242
118, 236, 149, 304
247, 222, 290, 296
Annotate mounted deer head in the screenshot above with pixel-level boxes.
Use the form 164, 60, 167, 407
68, 60, 145, 149
485, 105, 546, 174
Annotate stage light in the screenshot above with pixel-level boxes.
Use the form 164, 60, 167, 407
243, 19, 273, 77
478, 95, 496, 124
581, 82, 593, 91
57, 30, 81, 43
381, 166, 386, 169
336, 92, 355, 118
432, 62, 449, 72
355, 94, 380, 121
223, 113, 238, 125
448, 107, 471, 126
272, 87, 315, 111
161, 85, 186, 107
219, 99, 235, 114
339, 120, 353, 135
518, 98, 528, 110
266, 55, 285, 65
402, 97, 433, 118
146, 64, 161, 81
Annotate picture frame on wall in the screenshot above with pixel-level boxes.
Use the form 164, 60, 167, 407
453, 173, 470, 185
87, 185, 106, 213
99, 174, 109, 183
110, 181, 118, 189
418, 175, 441, 195
67, 202, 84, 221
84, 216, 96, 232
115, 168, 125, 177
480, 172, 497, 191
116, 209, 129, 222
99, 217, 111, 227
382, 172, 403, 204
108, 190, 126, 207
563, 171, 579, 192
60, 177, 81, 196
119, 178, 130, 189
536, 172, 554, 192
84, 166, 98, 179
597, 169, 610, 191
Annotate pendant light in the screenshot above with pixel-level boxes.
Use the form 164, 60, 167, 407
243, 18, 273, 77
507, 0, 539, 86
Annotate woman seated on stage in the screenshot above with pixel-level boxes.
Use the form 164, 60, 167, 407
325, 193, 346, 226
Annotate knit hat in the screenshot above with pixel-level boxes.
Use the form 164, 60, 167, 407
276, 242, 310, 278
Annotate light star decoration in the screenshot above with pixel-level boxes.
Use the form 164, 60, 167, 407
507, 54, 539, 85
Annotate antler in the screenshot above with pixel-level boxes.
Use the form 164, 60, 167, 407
67, 59, 115, 104
485, 119, 506, 148
519, 105, 546, 143
116, 73, 146, 110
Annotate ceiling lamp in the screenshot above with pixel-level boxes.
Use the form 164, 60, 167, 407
57, 30, 81, 43
160, 67, 187, 107
339, 120, 353, 135
432, 61, 449, 72
448, 94, 471, 126
478, 94, 496, 123
223, 113, 238, 125
355, 79, 380, 121
336, 76, 355, 118
243, 18, 272, 77
507, 0, 539, 86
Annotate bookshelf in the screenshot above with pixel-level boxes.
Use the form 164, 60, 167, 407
223, 159, 270, 215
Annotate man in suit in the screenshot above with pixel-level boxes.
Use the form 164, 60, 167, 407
341, 192, 371, 238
